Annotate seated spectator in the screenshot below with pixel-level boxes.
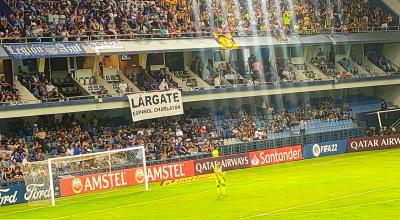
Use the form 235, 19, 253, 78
280, 68, 294, 81
18, 73, 60, 101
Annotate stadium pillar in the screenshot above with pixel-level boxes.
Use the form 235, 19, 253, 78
138, 54, 147, 68
3, 59, 12, 84
93, 56, 100, 76
183, 51, 192, 69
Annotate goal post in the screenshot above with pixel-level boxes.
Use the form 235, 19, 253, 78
23, 146, 148, 206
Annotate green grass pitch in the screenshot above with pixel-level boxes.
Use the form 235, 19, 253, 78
1, 149, 400, 220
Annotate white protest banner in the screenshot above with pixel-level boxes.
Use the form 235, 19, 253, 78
128, 89, 184, 122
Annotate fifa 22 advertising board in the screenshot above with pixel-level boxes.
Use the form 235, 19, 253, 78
303, 140, 347, 159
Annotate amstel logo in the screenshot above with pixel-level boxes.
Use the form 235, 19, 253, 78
135, 168, 145, 183
71, 178, 83, 194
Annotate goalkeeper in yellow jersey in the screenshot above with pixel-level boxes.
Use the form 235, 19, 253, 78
213, 161, 226, 197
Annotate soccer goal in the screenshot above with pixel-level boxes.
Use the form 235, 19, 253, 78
22, 146, 148, 206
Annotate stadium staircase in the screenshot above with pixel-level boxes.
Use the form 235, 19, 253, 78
118, 73, 141, 93
361, 57, 386, 75
288, 63, 312, 80
383, 44, 400, 67
184, 68, 212, 90
164, 68, 191, 91
14, 77, 38, 102
94, 75, 119, 96
304, 62, 328, 80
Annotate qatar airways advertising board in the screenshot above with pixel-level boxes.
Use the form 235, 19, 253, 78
347, 135, 400, 152
249, 145, 302, 167
59, 161, 194, 197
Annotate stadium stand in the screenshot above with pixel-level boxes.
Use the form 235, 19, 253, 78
1, 94, 395, 183
0, 75, 20, 104
0, 0, 396, 42
52, 77, 83, 97
18, 73, 62, 102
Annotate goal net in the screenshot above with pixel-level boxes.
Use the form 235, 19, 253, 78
22, 146, 148, 206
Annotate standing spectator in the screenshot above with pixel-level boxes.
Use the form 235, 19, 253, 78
299, 119, 306, 135
251, 59, 262, 84
381, 100, 387, 110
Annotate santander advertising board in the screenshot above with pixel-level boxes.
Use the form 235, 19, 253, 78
249, 145, 302, 167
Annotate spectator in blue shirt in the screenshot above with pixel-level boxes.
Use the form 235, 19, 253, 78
73, 143, 81, 155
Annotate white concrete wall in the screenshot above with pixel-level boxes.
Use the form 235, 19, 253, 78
375, 84, 400, 106
383, 43, 400, 65
381, 0, 400, 16
75, 69, 93, 79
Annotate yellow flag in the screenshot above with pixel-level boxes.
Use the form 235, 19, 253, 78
214, 33, 238, 50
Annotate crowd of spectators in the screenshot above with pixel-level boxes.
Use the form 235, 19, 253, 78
127, 67, 177, 91
366, 126, 397, 136
18, 71, 61, 101
376, 55, 397, 72
0, 76, 20, 104
0, 98, 357, 183
319, 0, 395, 32
311, 57, 340, 78
19, 75, 61, 101
149, 68, 178, 91
0, 0, 395, 41
264, 99, 353, 134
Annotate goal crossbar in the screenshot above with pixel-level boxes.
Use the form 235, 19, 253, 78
39, 146, 148, 206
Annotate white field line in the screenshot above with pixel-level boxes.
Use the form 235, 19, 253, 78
254, 198, 400, 216
1, 149, 400, 219
0, 219, 52, 220
235, 186, 400, 220
50, 189, 214, 220
338, 162, 400, 165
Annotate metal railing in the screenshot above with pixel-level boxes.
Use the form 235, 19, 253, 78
147, 127, 366, 166
1, 73, 399, 108
218, 127, 365, 156
0, 26, 398, 44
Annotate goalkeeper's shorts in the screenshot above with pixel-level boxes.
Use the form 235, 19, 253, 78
216, 179, 226, 187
